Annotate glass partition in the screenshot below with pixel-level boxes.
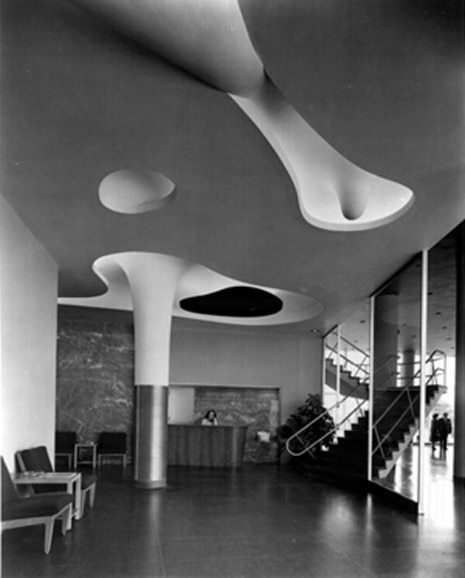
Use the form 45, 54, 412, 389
424, 230, 457, 516
322, 227, 458, 513
370, 254, 423, 503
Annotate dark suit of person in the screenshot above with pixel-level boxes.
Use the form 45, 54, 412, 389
437, 413, 452, 454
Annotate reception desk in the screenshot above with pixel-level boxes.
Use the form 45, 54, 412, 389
168, 424, 248, 468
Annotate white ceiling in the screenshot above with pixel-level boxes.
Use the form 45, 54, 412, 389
1, 0, 464, 335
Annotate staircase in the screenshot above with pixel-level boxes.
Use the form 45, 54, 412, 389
373, 384, 444, 479
289, 385, 443, 482
286, 345, 446, 483
325, 358, 367, 400
293, 412, 370, 481
289, 411, 392, 482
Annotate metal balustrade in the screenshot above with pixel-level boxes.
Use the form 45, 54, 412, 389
371, 349, 447, 464
285, 336, 447, 478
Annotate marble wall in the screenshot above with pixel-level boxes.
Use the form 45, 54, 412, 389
56, 308, 281, 464
56, 317, 135, 458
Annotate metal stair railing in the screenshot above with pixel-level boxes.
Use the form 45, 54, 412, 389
396, 348, 446, 388
325, 335, 370, 384
285, 380, 368, 457
286, 345, 438, 461
285, 338, 390, 458
286, 338, 446, 469
371, 349, 446, 463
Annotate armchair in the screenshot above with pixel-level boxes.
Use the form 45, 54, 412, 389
55, 431, 77, 470
1, 457, 73, 554
97, 432, 127, 468
16, 446, 97, 517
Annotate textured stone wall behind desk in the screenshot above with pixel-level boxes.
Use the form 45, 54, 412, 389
56, 316, 135, 459
57, 308, 281, 464
194, 386, 280, 463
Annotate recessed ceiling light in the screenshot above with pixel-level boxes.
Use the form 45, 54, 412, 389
99, 169, 176, 214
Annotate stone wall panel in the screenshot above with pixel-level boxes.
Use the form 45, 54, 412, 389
57, 313, 281, 465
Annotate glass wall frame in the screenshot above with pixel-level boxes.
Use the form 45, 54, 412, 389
369, 252, 426, 510
322, 225, 459, 515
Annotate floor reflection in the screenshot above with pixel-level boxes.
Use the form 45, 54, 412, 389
4, 463, 464, 577
376, 443, 457, 522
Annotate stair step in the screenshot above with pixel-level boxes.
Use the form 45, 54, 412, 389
297, 368, 445, 484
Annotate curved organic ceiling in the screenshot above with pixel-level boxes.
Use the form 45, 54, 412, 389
60, 253, 323, 326
70, 0, 414, 231
3, 0, 463, 335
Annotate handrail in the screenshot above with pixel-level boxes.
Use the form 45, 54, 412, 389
346, 353, 398, 389
289, 340, 446, 464
285, 380, 368, 457
372, 389, 420, 458
371, 349, 447, 461
284, 334, 373, 458
286, 397, 368, 457
339, 335, 369, 358
373, 349, 445, 429
396, 349, 446, 388
325, 342, 370, 382
325, 335, 370, 382
325, 332, 368, 359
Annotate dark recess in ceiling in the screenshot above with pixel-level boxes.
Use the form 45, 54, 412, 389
180, 286, 283, 317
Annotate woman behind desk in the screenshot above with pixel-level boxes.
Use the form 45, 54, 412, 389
201, 409, 218, 426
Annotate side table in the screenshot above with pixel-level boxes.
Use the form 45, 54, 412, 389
14, 471, 82, 521
74, 443, 97, 469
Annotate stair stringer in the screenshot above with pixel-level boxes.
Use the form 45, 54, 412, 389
375, 387, 445, 479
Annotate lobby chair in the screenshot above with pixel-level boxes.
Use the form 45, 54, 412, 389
1, 457, 73, 554
55, 431, 77, 470
16, 446, 97, 518
97, 432, 127, 468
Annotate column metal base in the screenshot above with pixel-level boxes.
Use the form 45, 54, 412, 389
134, 384, 168, 489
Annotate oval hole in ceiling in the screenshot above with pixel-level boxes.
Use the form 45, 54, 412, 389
99, 169, 176, 214
180, 286, 283, 317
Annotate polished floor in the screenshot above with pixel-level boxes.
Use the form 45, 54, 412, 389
376, 444, 458, 509
2, 461, 464, 578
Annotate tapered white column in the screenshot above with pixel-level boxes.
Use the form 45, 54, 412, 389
112, 253, 190, 488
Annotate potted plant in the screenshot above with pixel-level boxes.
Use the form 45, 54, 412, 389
277, 394, 335, 459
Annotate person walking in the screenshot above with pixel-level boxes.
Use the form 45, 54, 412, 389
430, 413, 440, 453
437, 412, 453, 457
